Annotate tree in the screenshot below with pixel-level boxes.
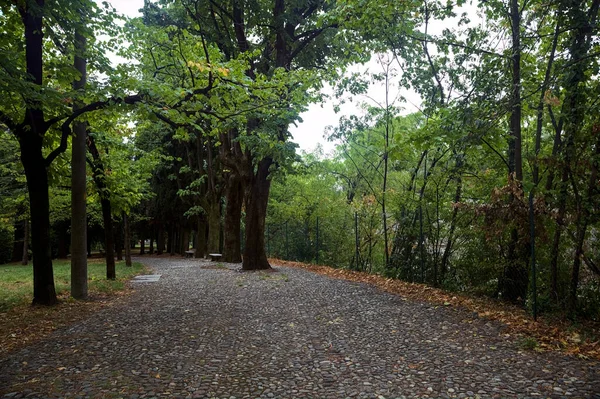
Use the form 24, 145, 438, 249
0, 1, 141, 304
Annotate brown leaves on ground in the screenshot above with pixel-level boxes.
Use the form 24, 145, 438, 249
272, 258, 600, 361
0, 289, 133, 357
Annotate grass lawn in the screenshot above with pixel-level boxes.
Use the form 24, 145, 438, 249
0, 259, 148, 311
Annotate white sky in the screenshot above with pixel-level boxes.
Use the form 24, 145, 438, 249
105, 1, 426, 155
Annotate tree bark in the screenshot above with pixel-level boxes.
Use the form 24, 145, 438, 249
242, 158, 272, 270
123, 212, 132, 267
223, 173, 243, 262
207, 200, 221, 254
19, 137, 57, 305
70, 26, 88, 299
16, 0, 58, 306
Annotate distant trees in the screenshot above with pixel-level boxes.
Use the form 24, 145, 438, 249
265, 0, 600, 318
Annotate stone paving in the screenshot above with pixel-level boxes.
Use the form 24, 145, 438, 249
1, 257, 599, 399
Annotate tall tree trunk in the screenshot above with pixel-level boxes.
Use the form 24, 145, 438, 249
87, 136, 115, 279
70, 26, 88, 299
123, 212, 132, 267
21, 219, 29, 266
242, 158, 272, 270
223, 173, 243, 262
208, 200, 220, 254
500, 0, 528, 303
20, 138, 57, 305
18, 0, 57, 306
195, 216, 207, 258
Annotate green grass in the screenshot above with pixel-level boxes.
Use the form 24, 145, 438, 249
0, 259, 147, 311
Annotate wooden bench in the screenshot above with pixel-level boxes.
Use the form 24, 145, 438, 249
208, 253, 222, 261
185, 250, 195, 258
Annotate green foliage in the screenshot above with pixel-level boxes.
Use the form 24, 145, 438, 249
0, 222, 13, 265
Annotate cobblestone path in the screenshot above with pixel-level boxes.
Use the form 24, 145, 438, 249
1, 257, 599, 399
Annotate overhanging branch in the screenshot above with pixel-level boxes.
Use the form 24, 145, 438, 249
44, 94, 144, 167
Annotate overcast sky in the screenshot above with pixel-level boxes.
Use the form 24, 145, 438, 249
105, 1, 422, 155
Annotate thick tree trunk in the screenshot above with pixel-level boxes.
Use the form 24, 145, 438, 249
17, 0, 57, 306
21, 220, 29, 265
101, 198, 116, 280
70, 26, 88, 299
223, 173, 243, 262
195, 216, 207, 258
20, 139, 57, 305
208, 201, 221, 254
242, 158, 272, 270
123, 212, 132, 267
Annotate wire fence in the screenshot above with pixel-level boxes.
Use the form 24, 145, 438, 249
242, 212, 387, 271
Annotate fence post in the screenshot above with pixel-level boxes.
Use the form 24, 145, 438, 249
285, 221, 289, 260
316, 216, 319, 264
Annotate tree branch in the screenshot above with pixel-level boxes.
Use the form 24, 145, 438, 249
44, 94, 144, 166
0, 110, 20, 136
